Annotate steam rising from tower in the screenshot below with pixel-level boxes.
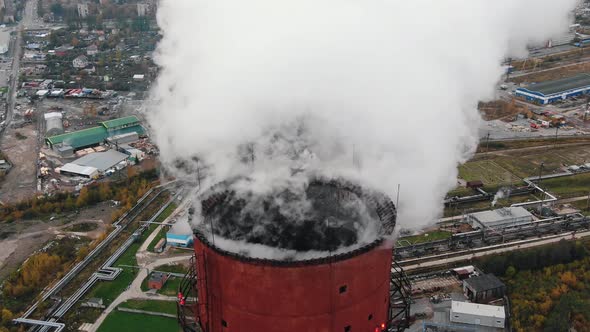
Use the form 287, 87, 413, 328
148, 0, 577, 229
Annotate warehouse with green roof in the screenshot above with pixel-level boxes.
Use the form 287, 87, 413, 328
45, 115, 145, 152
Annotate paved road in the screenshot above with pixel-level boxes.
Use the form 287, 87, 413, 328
1, 1, 26, 137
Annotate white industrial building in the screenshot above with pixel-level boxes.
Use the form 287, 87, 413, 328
71, 149, 129, 172
58, 163, 99, 179
44, 112, 63, 137
466, 207, 533, 230
0, 30, 9, 54
450, 301, 505, 329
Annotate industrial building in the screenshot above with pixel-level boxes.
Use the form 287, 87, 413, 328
0, 30, 9, 54
45, 116, 145, 152
71, 149, 128, 172
450, 301, 505, 329
177, 178, 410, 332
466, 207, 533, 230
58, 163, 99, 179
166, 233, 193, 248
44, 112, 64, 137
463, 274, 506, 304
515, 73, 590, 104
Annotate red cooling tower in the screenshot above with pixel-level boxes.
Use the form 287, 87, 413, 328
177, 179, 410, 332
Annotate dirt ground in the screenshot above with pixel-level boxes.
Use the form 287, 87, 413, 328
0, 201, 118, 281
0, 123, 38, 204
478, 100, 529, 121
511, 61, 590, 84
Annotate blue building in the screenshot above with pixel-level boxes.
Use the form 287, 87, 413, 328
166, 233, 193, 248
514, 73, 590, 105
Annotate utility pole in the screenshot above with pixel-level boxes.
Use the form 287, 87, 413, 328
585, 96, 590, 121
486, 132, 491, 152
554, 125, 559, 148
396, 184, 400, 208
538, 162, 545, 215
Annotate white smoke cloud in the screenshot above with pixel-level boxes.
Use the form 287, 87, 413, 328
148, 0, 577, 229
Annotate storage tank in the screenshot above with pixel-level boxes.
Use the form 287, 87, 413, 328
178, 177, 410, 332
44, 112, 64, 137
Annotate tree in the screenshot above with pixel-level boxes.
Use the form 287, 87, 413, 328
76, 246, 89, 261
76, 187, 89, 208
0, 308, 13, 325
65, 195, 75, 210
505, 266, 517, 278
98, 183, 112, 201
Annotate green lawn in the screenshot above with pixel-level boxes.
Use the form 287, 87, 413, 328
458, 160, 517, 186
147, 203, 178, 252
118, 299, 177, 315
140, 273, 182, 296
86, 225, 159, 305
96, 311, 178, 332
569, 199, 590, 216
397, 231, 452, 246
159, 277, 182, 296
154, 264, 188, 274
541, 173, 590, 199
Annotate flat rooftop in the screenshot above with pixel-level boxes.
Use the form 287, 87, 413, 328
451, 301, 505, 319
72, 149, 128, 172
523, 73, 590, 96
464, 274, 505, 292
469, 207, 533, 224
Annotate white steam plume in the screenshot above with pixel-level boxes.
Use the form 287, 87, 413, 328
148, 0, 577, 229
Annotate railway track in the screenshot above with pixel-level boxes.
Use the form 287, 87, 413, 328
15, 181, 178, 332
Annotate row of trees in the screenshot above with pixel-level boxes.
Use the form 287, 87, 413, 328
477, 239, 588, 276
508, 255, 590, 331
478, 240, 590, 331
0, 168, 158, 222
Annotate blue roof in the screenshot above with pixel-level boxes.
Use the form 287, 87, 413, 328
166, 233, 192, 240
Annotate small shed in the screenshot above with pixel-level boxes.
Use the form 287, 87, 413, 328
451, 265, 475, 280
466, 180, 484, 189
463, 274, 506, 303
148, 272, 169, 290
154, 238, 166, 253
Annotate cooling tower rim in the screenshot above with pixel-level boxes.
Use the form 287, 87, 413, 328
198, 175, 397, 232
193, 228, 389, 267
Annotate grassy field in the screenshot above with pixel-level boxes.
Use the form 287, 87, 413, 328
458, 160, 516, 186
155, 263, 188, 274
397, 231, 452, 246
477, 137, 590, 153
96, 311, 178, 332
84, 201, 180, 303
146, 203, 178, 252
541, 173, 590, 199
86, 224, 157, 304
569, 199, 590, 216
159, 277, 182, 296
118, 299, 177, 315
140, 273, 183, 295
443, 193, 541, 217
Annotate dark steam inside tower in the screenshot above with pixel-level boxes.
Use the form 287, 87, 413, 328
192, 178, 396, 253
